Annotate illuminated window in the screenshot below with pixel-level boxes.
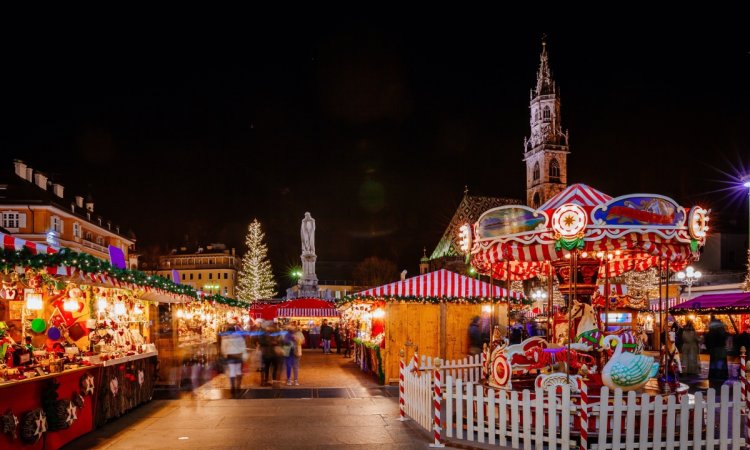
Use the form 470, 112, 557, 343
549, 158, 560, 181
96, 236, 104, 246
51, 216, 63, 233
2, 212, 20, 229
543, 106, 551, 120
533, 162, 540, 181
73, 223, 81, 238
85, 231, 93, 241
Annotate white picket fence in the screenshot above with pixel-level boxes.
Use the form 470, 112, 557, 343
401, 352, 745, 449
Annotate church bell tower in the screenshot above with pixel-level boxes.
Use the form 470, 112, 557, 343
524, 38, 570, 208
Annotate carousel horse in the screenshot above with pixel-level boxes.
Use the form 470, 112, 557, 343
570, 300, 642, 353
524, 345, 597, 373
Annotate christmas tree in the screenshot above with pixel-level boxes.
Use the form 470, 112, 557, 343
237, 219, 277, 301
623, 267, 660, 299
743, 249, 750, 292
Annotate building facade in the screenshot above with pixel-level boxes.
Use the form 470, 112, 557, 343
155, 244, 240, 298
0, 160, 136, 264
524, 39, 570, 208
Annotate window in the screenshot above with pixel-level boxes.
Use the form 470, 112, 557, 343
209, 273, 213, 280
73, 223, 81, 238
533, 192, 541, 208
533, 162, 540, 181
51, 216, 63, 233
182, 273, 185, 281
198, 273, 202, 280
543, 106, 551, 120
224, 273, 228, 280
85, 231, 93, 241
189, 273, 194, 280
2, 212, 20, 229
223, 287, 228, 295
549, 158, 561, 181
96, 236, 104, 246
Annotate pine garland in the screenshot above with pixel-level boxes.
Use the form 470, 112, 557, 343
0, 247, 249, 307
337, 294, 531, 308
237, 219, 277, 301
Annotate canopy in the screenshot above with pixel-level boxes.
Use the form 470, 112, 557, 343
469, 184, 707, 281
249, 302, 279, 320
0, 231, 69, 276
353, 269, 523, 299
670, 293, 750, 315
276, 298, 340, 318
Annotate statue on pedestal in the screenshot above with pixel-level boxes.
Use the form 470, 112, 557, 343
299, 212, 318, 294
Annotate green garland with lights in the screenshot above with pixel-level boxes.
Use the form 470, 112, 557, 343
0, 247, 250, 308
337, 295, 531, 308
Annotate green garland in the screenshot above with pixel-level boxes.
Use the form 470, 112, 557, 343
336, 294, 531, 308
0, 247, 250, 308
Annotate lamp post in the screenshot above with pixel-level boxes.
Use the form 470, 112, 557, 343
676, 266, 702, 300
531, 289, 548, 315
743, 174, 750, 252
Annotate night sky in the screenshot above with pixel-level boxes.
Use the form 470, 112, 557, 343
3, 16, 749, 284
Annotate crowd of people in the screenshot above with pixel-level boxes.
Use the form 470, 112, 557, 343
218, 318, 355, 395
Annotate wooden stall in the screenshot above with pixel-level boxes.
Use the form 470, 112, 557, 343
341, 269, 520, 383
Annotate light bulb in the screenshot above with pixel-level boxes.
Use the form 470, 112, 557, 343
694, 271, 702, 279
114, 302, 126, 316
677, 272, 686, 280
25, 292, 43, 311
97, 297, 108, 312
63, 298, 79, 312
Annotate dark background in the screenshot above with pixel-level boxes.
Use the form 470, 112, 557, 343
3, 14, 749, 286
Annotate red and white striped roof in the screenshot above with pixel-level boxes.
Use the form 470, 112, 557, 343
354, 269, 522, 299
276, 298, 340, 318
539, 183, 612, 211
0, 232, 58, 255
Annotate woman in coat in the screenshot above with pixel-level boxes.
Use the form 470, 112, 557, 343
680, 320, 700, 375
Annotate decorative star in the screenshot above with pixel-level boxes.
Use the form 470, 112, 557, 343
65, 402, 77, 425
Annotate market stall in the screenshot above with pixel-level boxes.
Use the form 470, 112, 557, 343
276, 298, 340, 348
339, 269, 524, 383
0, 232, 247, 448
670, 292, 750, 336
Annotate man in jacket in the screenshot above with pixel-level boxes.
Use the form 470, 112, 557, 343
320, 319, 334, 354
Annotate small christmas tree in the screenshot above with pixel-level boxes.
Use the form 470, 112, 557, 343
743, 249, 750, 292
237, 219, 277, 301
624, 267, 660, 299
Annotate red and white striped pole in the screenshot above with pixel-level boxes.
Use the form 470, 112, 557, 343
430, 357, 445, 448
412, 347, 421, 377
742, 346, 749, 446
398, 349, 408, 421
578, 377, 588, 450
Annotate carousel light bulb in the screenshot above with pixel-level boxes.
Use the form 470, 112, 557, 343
97, 297, 108, 312
596, 251, 604, 259
176, 309, 184, 319
615, 250, 621, 256
607, 254, 613, 260
25, 292, 43, 310
114, 302, 127, 316
565, 253, 571, 259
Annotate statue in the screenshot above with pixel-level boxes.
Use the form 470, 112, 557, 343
301, 212, 315, 255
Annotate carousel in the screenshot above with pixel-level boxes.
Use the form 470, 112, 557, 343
464, 184, 709, 397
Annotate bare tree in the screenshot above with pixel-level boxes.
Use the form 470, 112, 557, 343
353, 256, 398, 288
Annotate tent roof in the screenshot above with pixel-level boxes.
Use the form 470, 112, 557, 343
354, 269, 522, 299
277, 298, 340, 318
670, 292, 750, 314
539, 183, 612, 210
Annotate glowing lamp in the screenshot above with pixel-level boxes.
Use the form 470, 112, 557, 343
114, 302, 127, 316
581, 251, 588, 258
596, 252, 604, 259
63, 298, 79, 312
97, 297, 108, 312
373, 308, 385, 319
744, 180, 750, 188
481, 304, 492, 313
26, 292, 43, 310
185, 312, 194, 320
133, 304, 143, 315
176, 309, 184, 319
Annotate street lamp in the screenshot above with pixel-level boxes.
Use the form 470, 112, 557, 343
743, 174, 750, 252
531, 289, 547, 314
676, 266, 702, 299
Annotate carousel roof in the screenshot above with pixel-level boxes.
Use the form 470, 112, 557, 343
354, 269, 523, 299
539, 183, 612, 211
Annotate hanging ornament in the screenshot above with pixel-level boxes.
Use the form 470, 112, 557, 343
1, 409, 19, 440
0, 281, 18, 300
109, 377, 119, 396
20, 409, 47, 444
80, 373, 95, 396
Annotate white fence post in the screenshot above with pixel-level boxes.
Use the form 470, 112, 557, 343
429, 358, 445, 448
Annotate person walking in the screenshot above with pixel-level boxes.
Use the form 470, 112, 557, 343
220, 321, 246, 396
284, 321, 305, 385
680, 320, 700, 375
343, 321, 353, 358
320, 319, 334, 354
259, 324, 281, 386
468, 316, 482, 356
706, 316, 729, 382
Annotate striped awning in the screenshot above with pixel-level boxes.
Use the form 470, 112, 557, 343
539, 183, 612, 211
0, 231, 69, 276
276, 298, 340, 318
354, 269, 522, 299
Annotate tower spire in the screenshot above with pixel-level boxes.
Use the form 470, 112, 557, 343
535, 35, 555, 96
